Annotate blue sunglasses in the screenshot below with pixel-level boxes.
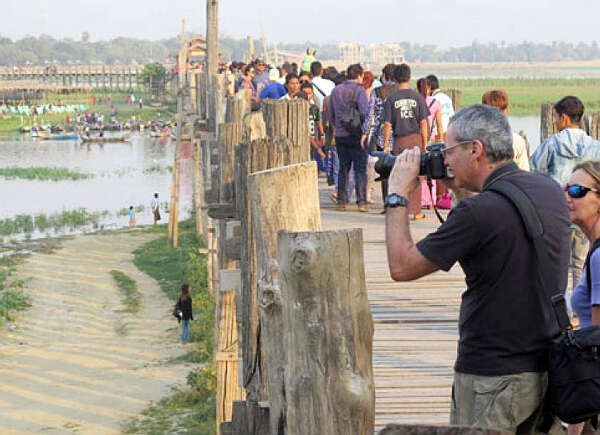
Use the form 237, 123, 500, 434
564, 184, 600, 199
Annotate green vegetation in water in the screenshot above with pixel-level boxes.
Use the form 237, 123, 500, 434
0, 256, 32, 326
442, 78, 600, 116
143, 165, 173, 174
126, 218, 215, 433
110, 270, 141, 313
0, 208, 110, 237
0, 167, 92, 181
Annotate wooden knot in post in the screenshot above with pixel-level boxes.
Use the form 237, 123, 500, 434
289, 235, 317, 274
258, 258, 281, 311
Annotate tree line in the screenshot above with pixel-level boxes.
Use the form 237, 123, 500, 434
0, 34, 599, 65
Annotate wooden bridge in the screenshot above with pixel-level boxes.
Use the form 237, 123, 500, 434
0, 65, 144, 90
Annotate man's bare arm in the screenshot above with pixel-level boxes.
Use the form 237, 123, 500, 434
386, 206, 438, 281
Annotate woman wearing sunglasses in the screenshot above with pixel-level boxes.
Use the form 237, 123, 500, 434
565, 160, 600, 435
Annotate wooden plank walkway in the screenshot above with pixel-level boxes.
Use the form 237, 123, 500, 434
319, 184, 464, 431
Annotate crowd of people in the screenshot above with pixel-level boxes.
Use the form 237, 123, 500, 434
229, 53, 600, 433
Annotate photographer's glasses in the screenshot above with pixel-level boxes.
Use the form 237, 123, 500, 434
441, 140, 473, 157
564, 184, 600, 199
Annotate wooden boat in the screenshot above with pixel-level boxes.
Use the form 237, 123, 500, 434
81, 135, 130, 143
40, 133, 79, 141
170, 133, 192, 141
149, 130, 169, 138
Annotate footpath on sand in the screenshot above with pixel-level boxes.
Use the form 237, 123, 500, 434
0, 230, 191, 434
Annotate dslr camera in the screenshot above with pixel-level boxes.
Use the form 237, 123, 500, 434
372, 142, 447, 180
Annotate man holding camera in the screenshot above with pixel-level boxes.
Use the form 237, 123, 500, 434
384, 104, 569, 432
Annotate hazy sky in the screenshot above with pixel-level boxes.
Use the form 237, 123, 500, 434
3, 0, 600, 47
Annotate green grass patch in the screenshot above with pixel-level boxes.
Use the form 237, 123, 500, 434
110, 270, 141, 313
122, 365, 216, 434
0, 167, 92, 181
0, 256, 31, 326
441, 78, 600, 116
127, 218, 216, 433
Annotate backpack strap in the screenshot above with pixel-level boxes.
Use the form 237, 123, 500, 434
486, 179, 570, 330
585, 238, 600, 293
313, 81, 326, 97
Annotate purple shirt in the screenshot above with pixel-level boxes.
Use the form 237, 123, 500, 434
328, 80, 369, 138
572, 249, 600, 328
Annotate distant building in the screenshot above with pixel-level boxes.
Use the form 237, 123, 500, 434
369, 43, 405, 66
338, 42, 405, 68
339, 42, 365, 66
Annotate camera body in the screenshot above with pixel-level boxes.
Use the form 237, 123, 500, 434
372, 142, 448, 180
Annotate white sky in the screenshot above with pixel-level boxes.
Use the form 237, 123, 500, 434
2, 0, 599, 47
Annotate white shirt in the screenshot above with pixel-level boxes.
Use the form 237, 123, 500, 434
512, 132, 530, 171
311, 76, 335, 112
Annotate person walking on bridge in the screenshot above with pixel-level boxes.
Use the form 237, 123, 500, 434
328, 63, 369, 212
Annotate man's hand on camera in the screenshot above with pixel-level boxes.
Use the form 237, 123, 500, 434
388, 147, 421, 197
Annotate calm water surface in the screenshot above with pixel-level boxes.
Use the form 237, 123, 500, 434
0, 133, 193, 239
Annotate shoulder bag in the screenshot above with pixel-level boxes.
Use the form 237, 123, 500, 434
487, 179, 600, 429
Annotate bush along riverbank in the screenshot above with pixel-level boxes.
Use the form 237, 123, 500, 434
124, 218, 216, 434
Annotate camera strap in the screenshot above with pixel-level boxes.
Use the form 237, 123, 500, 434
427, 177, 446, 225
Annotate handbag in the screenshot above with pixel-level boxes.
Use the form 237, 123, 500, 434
487, 179, 600, 428
172, 300, 182, 320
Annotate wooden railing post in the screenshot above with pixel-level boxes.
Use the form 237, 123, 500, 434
540, 103, 557, 143
277, 228, 375, 435
446, 88, 462, 111
248, 161, 322, 433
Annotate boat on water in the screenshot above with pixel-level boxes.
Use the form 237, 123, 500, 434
149, 130, 170, 138
39, 132, 80, 141
81, 135, 130, 143
170, 133, 192, 141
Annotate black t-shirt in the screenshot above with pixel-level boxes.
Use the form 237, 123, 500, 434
383, 89, 429, 137
416, 163, 570, 376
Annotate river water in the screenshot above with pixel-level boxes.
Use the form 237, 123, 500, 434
0, 133, 193, 240
0, 116, 542, 241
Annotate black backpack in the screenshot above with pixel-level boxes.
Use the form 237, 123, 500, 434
339, 86, 362, 137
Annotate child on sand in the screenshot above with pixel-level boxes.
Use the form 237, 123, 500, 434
128, 206, 136, 228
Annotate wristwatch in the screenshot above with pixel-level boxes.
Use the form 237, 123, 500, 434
384, 193, 409, 209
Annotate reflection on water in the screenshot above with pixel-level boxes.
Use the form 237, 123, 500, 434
0, 133, 193, 238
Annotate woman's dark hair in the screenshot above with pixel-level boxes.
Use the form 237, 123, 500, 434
181, 283, 190, 300
347, 63, 364, 80
555, 96, 585, 123
416, 77, 431, 99
382, 63, 395, 82
285, 73, 298, 85
426, 74, 440, 90
393, 64, 411, 83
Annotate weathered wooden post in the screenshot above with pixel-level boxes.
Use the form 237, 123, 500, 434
277, 228, 375, 435
193, 139, 205, 237
248, 161, 322, 433
263, 99, 311, 163
446, 89, 462, 111
540, 103, 557, 143
206, 0, 219, 130
591, 112, 600, 140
